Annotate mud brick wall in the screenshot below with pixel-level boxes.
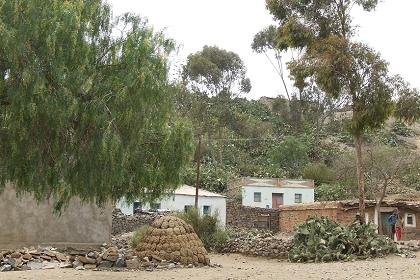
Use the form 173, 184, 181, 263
278, 202, 376, 232
226, 200, 280, 232
278, 202, 341, 232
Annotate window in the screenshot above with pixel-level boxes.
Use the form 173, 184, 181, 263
254, 192, 261, 202
151, 203, 161, 210
405, 213, 416, 227
294, 194, 302, 203
203, 205, 211, 215
133, 202, 141, 213
184, 205, 193, 213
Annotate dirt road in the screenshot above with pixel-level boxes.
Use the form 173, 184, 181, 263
3, 253, 420, 280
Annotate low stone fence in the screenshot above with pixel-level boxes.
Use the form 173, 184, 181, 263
112, 209, 167, 235
222, 228, 292, 258
226, 200, 280, 232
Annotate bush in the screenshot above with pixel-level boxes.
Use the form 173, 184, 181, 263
392, 121, 415, 137
271, 136, 309, 177
289, 216, 396, 263
303, 163, 335, 186
182, 164, 237, 194
210, 229, 230, 252
315, 184, 355, 201
130, 225, 149, 249
176, 208, 229, 251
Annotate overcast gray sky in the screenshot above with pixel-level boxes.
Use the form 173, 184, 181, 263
109, 0, 420, 100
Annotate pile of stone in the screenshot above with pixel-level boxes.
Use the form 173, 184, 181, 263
112, 232, 133, 251
136, 216, 210, 266
0, 245, 127, 272
221, 228, 293, 258
396, 240, 420, 258
112, 208, 168, 235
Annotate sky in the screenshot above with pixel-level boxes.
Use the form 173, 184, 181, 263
109, 0, 420, 100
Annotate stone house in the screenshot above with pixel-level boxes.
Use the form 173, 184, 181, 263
239, 178, 315, 209
116, 185, 227, 228
278, 200, 420, 240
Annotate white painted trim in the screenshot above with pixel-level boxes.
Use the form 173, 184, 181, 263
405, 213, 416, 228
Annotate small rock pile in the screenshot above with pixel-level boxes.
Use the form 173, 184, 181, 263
112, 232, 133, 251
136, 216, 210, 266
222, 228, 293, 258
0, 245, 127, 272
112, 208, 167, 235
396, 240, 420, 258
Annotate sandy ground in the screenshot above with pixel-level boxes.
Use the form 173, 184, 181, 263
3, 252, 420, 280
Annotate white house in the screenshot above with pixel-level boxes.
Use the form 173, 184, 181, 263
241, 178, 314, 209
116, 185, 227, 227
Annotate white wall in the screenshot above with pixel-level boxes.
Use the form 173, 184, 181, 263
116, 200, 135, 216
116, 195, 226, 228
242, 186, 314, 208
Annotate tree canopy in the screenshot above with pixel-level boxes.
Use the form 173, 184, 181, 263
0, 0, 192, 210
182, 45, 251, 97
262, 0, 420, 220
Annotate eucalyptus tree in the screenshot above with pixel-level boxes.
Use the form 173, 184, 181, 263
182, 46, 252, 141
0, 0, 193, 211
182, 45, 251, 98
252, 25, 290, 101
264, 0, 419, 219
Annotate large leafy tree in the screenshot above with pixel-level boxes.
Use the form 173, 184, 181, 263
264, 0, 419, 220
0, 0, 193, 210
182, 45, 251, 98
181, 46, 252, 161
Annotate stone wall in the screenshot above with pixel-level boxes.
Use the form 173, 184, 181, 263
222, 228, 292, 258
0, 184, 112, 249
226, 200, 280, 232
112, 209, 166, 235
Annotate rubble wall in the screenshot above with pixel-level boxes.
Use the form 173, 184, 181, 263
0, 184, 112, 249
112, 209, 166, 235
226, 200, 279, 232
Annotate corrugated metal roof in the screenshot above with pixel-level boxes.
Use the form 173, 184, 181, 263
174, 185, 225, 198
241, 178, 315, 189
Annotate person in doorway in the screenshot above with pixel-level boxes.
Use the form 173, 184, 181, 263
395, 215, 404, 241
349, 212, 363, 226
387, 209, 399, 240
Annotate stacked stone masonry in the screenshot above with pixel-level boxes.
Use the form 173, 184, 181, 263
226, 200, 280, 232
112, 208, 167, 235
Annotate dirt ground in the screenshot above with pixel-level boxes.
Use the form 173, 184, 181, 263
3, 252, 420, 280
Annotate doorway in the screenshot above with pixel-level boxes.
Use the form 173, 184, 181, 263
381, 212, 393, 238
272, 193, 284, 208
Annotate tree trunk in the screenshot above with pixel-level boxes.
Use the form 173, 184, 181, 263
376, 202, 382, 234
195, 136, 202, 209
376, 180, 389, 235
354, 134, 366, 223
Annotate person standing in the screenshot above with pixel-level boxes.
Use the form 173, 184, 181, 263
395, 215, 404, 241
387, 209, 398, 240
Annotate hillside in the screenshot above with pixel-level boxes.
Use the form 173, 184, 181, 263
176, 93, 420, 201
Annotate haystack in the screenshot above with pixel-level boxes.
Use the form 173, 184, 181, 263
136, 216, 210, 265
